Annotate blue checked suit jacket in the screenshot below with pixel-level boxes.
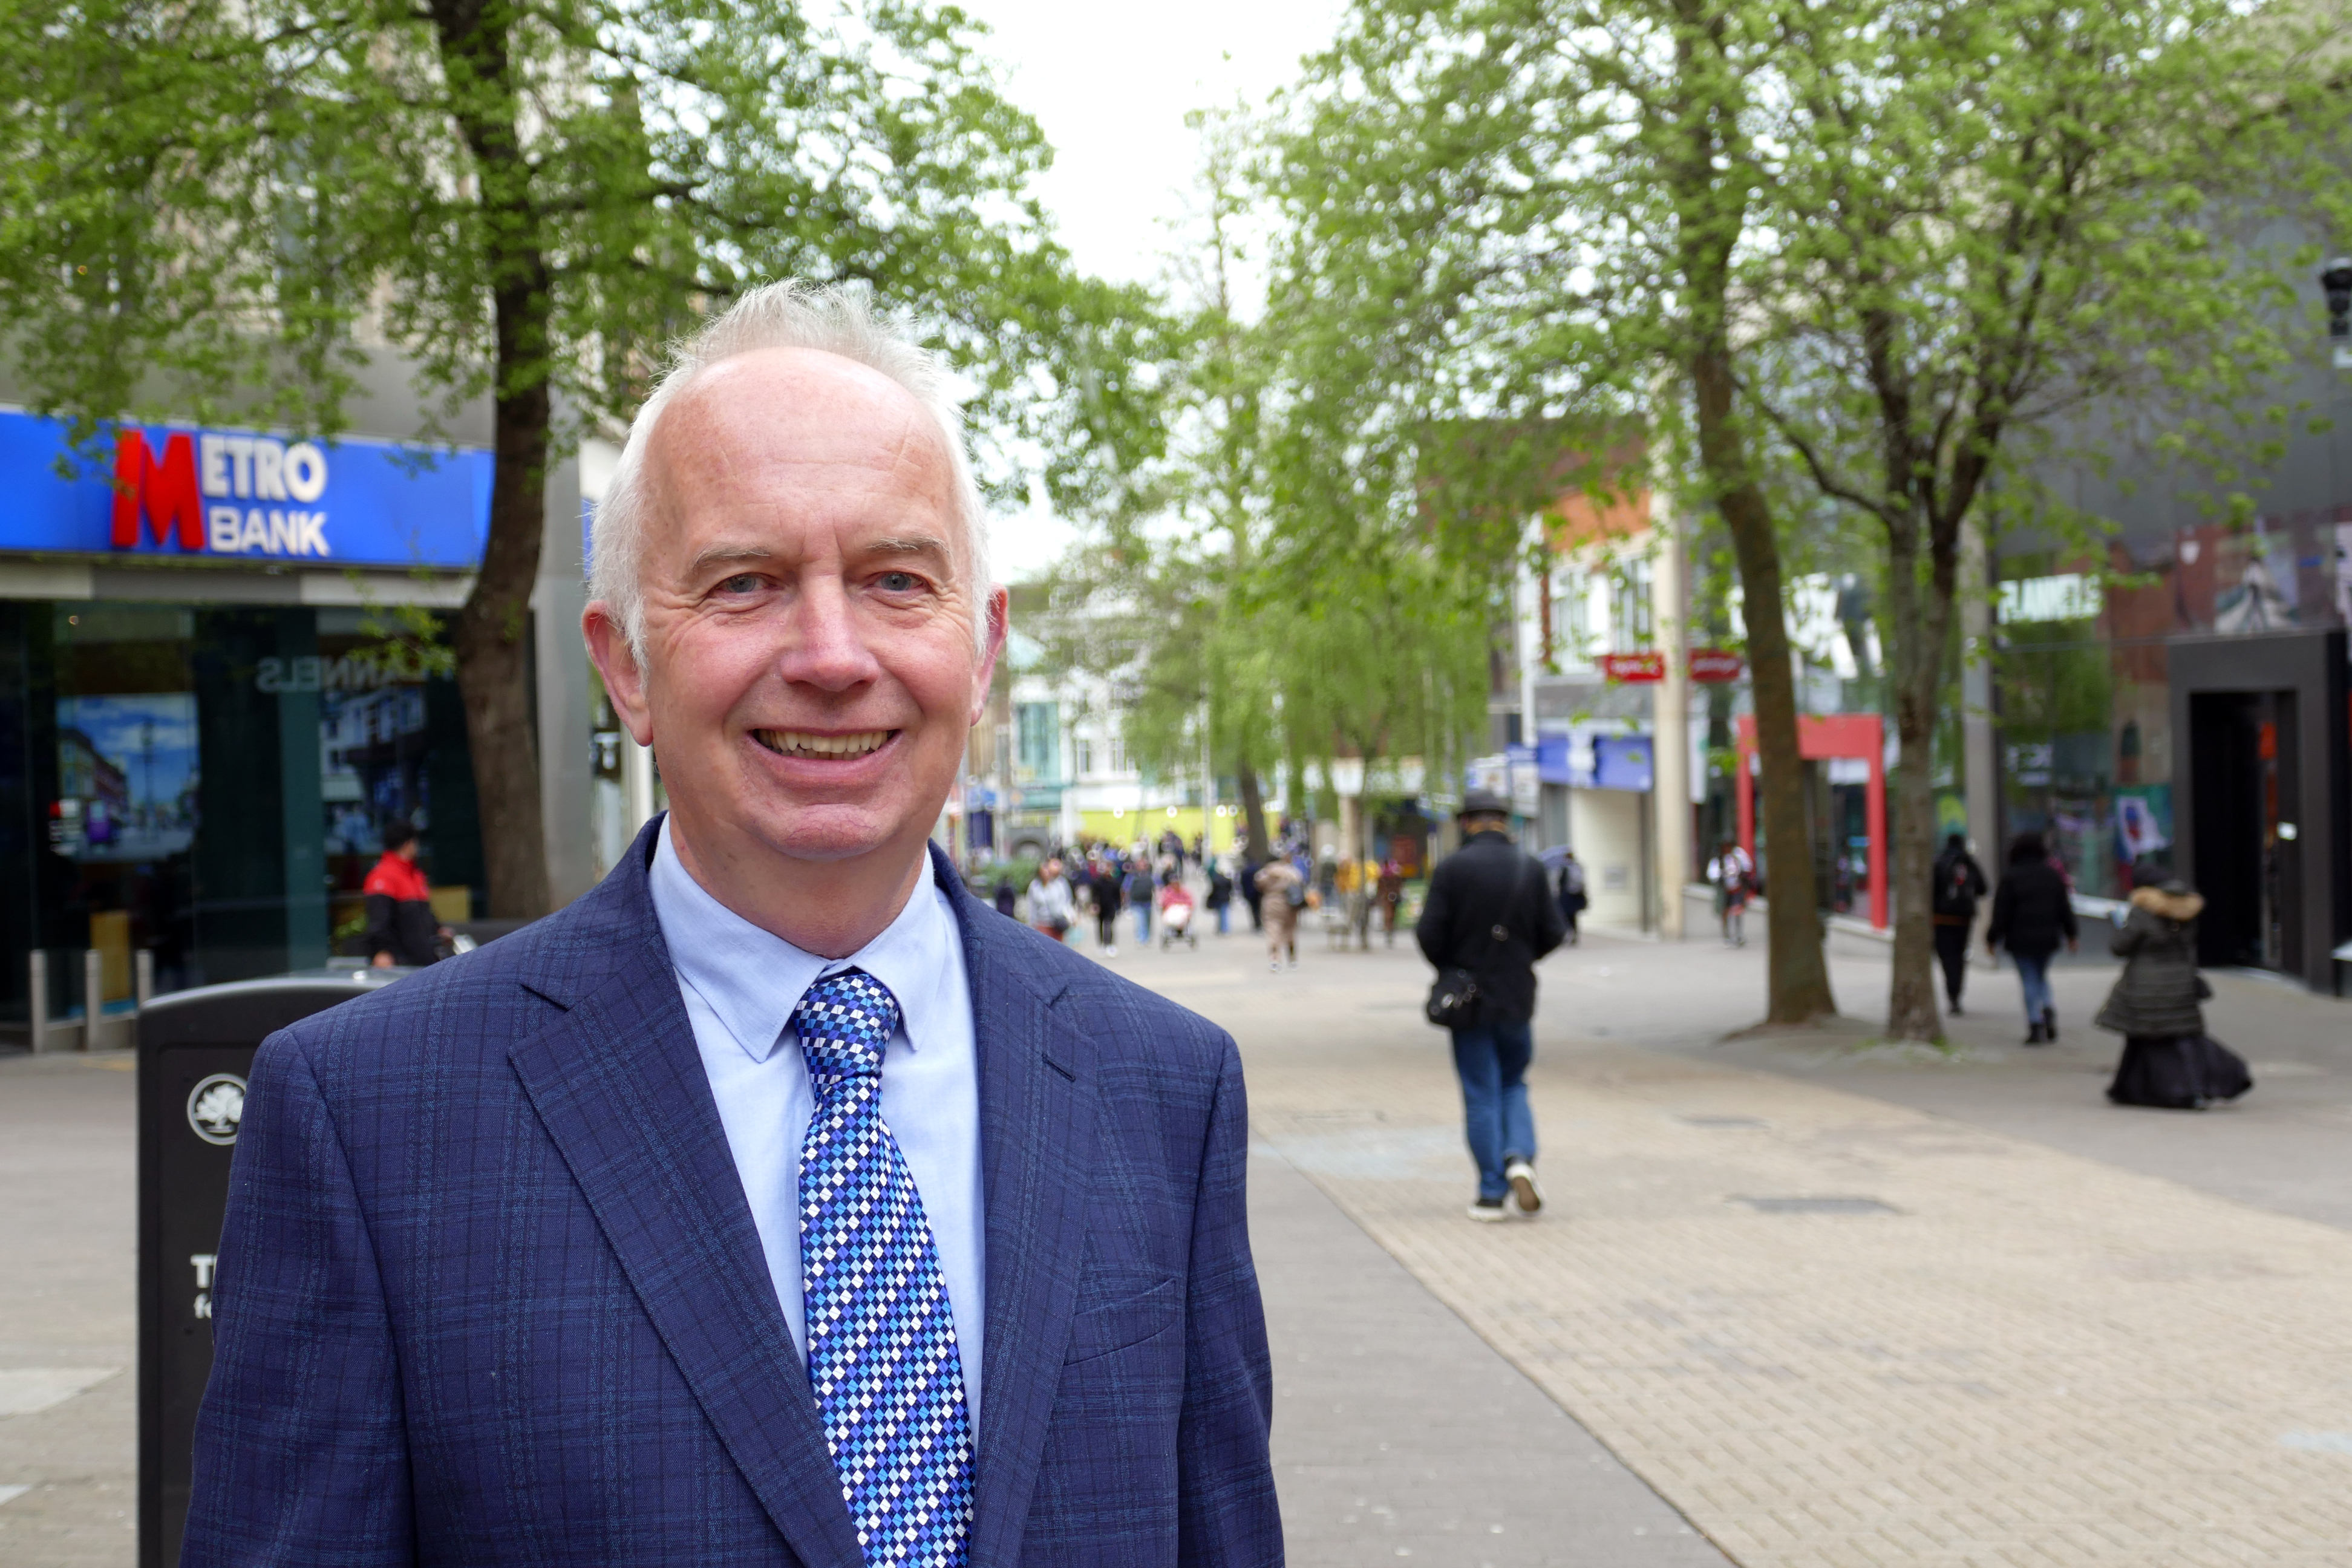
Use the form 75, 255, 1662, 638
182, 823, 1281, 1566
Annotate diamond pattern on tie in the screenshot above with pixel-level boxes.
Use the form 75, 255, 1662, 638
794, 968, 973, 1568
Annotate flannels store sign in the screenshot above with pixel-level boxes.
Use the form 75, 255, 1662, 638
0, 407, 492, 570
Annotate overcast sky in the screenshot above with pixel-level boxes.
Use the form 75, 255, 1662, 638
953, 0, 1348, 578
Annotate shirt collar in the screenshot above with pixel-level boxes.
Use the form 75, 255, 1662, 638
647, 817, 957, 1065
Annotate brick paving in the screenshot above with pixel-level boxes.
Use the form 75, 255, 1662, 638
1107, 922, 2352, 1566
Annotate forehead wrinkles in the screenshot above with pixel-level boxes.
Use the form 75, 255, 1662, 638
644, 365, 962, 575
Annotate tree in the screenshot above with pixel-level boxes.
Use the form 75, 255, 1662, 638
1741, 0, 2352, 1040
1030, 100, 1498, 870
1, 0, 1140, 914
1259, 0, 1838, 1021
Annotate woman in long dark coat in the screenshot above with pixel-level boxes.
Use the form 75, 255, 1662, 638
2096, 880, 2249, 1108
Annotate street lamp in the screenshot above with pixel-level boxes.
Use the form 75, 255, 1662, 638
2320, 256, 2352, 368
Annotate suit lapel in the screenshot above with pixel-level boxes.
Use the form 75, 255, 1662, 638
505, 828, 863, 1568
941, 850, 1100, 1566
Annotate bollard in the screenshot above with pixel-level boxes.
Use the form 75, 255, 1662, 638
28, 949, 52, 1053
84, 948, 105, 1051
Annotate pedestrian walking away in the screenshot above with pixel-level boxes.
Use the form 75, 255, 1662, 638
1986, 831, 2078, 1044
2096, 878, 2253, 1109
1255, 856, 1304, 971
1377, 856, 1405, 947
1554, 849, 1587, 946
1125, 857, 1156, 944
1240, 856, 1265, 932
181, 282, 1278, 1564
1206, 858, 1235, 935
1416, 788, 1569, 1224
1090, 860, 1124, 955
1931, 832, 1988, 1014
1707, 840, 1754, 947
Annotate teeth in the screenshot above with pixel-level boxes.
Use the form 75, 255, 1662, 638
757, 729, 890, 759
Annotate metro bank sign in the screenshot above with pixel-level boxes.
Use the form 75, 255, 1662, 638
0, 407, 492, 570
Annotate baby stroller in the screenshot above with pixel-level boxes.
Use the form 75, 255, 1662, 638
1157, 890, 1199, 950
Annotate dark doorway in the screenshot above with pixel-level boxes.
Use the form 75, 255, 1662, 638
2187, 690, 2301, 973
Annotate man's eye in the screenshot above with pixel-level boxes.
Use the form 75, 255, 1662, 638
718, 573, 761, 593
876, 571, 922, 593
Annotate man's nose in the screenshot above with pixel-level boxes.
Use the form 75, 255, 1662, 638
777, 575, 884, 691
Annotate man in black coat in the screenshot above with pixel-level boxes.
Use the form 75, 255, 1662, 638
1416, 789, 1569, 1223
1930, 833, 1988, 1014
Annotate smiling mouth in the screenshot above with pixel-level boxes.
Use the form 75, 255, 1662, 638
752, 728, 897, 760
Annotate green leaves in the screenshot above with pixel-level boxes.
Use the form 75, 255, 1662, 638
0, 0, 1143, 503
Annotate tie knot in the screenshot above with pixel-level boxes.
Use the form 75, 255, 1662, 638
791, 967, 900, 1088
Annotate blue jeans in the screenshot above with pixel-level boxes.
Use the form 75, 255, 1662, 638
2013, 949, 2054, 1025
1216, 904, 1230, 934
1134, 905, 1151, 941
1451, 1019, 1537, 1202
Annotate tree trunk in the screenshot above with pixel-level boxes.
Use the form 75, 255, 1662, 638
1688, 344, 1837, 1024
1668, 0, 1834, 1025
452, 292, 552, 918
1235, 759, 1272, 861
437, 0, 553, 920
1881, 512, 1942, 1041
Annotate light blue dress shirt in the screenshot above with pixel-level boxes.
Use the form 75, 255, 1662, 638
647, 820, 987, 1422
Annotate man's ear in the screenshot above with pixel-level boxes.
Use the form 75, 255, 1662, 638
584, 603, 654, 746
967, 584, 1010, 728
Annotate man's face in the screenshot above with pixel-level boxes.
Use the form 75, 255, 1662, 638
590, 347, 1004, 872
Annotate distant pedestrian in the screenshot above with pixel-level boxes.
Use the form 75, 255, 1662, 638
1930, 833, 1988, 1014
2097, 878, 2251, 1108
1254, 857, 1303, 971
1377, 858, 1405, 947
362, 819, 447, 968
1027, 857, 1075, 942
1240, 857, 1264, 932
1707, 840, 1754, 947
991, 877, 1018, 919
1986, 831, 2078, 1044
1554, 851, 1587, 946
1089, 861, 1123, 955
1417, 789, 1568, 1223
1206, 860, 1235, 935
1125, 858, 1155, 944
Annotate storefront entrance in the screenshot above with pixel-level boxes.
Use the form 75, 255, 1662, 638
2187, 690, 2300, 972
2169, 630, 2348, 993
0, 599, 484, 1035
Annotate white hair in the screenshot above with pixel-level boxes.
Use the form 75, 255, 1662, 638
589, 279, 993, 659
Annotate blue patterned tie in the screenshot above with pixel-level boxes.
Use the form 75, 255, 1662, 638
792, 968, 973, 1567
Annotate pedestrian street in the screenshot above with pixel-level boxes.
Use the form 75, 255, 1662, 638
1098, 922, 2352, 1567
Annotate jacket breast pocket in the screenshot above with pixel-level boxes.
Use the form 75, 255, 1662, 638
1063, 1275, 1180, 1365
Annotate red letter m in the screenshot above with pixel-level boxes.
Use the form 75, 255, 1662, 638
111, 430, 203, 550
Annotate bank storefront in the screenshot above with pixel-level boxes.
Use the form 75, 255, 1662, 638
0, 405, 518, 1042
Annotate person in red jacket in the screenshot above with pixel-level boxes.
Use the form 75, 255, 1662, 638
362, 820, 447, 968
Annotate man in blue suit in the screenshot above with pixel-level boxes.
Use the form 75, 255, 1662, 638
184, 281, 1282, 1566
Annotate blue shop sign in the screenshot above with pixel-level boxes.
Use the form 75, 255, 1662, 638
1594, 734, 1654, 792
0, 407, 492, 570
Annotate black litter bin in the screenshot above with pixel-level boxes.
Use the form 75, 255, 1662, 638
137, 967, 406, 1568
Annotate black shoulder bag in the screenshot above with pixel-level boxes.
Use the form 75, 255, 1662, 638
1424, 856, 1538, 1029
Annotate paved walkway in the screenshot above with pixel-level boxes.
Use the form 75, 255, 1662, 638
0, 1051, 135, 1567
1105, 919, 2352, 1566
